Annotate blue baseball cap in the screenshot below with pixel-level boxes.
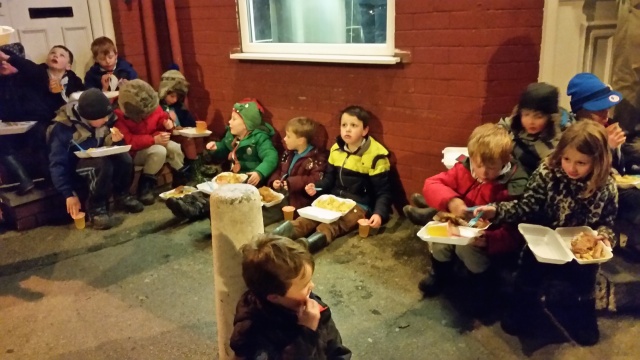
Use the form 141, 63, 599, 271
567, 73, 622, 113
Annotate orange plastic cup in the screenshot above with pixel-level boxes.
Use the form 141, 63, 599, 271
282, 206, 295, 221
358, 218, 370, 238
196, 120, 207, 133
72, 212, 86, 230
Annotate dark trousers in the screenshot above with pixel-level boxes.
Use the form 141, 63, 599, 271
618, 187, 640, 225
75, 153, 134, 211
0, 121, 50, 178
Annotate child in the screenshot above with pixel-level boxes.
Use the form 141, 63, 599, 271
271, 106, 392, 252
84, 37, 137, 91
165, 99, 279, 220
231, 235, 351, 359
416, 124, 529, 300
158, 69, 199, 177
475, 120, 618, 346
568, 73, 640, 226
48, 89, 144, 230
114, 79, 187, 205
263, 117, 328, 225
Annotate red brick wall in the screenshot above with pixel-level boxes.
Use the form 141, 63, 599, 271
111, 0, 544, 200
109, 0, 149, 82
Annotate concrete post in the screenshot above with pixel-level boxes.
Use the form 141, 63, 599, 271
210, 184, 263, 360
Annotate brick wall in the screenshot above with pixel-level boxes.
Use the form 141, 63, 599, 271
111, 0, 545, 200
109, 0, 149, 82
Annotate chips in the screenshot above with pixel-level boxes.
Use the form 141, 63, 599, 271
314, 197, 354, 213
215, 173, 245, 184
258, 186, 279, 203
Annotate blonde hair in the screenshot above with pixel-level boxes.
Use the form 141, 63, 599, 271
91, 36, 117, 58
240, 235, 314, 298
546, 120, 611, 197
285, 116, 316, 143
467, 123, 513, 165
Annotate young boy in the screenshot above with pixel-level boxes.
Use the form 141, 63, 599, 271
231, 235, 351, 359
165, 99, 279, 220
417, 123, 528, 299
84, 37, 137, 91
114, 79, 188, 205
48, 89, 144, 230
271, 105, 392, 252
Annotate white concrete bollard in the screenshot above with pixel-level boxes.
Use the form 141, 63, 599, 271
210, 184, 264, 360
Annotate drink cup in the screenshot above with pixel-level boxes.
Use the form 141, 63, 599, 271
282, 206, 295, 221
196, 121, 207, 133
358, 218, 370, 238
72, 212, 86, 230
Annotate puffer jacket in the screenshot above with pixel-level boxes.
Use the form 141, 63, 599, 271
114, 106, 170, 157
314, 136, 392, 222
268, 147, 328, 210
493, 162, 618, 245
211, 123, 279, 181
84, 57, 138, 90
230, 291, 351, 360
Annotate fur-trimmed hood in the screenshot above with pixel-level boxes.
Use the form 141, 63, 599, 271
118, 79, 159, 122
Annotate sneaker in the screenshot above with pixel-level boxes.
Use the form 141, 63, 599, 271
91, 213, 113, 230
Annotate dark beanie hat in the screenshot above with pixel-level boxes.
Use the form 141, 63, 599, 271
518, 82, 559, 115
77, 89, 113, 121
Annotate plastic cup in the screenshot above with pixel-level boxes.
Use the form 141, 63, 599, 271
72, 212, 86, 230
196, 121, 207, 133
358, 218, 370, 238
282, 206, 295, 221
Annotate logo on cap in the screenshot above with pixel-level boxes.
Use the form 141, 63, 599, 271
609, 94, 620, 102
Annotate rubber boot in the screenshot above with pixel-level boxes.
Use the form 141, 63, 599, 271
297, 231, 328, 253
0, 155, 34, 195
172, 164, 192, 188
114, 193, 144, 213
403, 205, 437, 226
89, 207, 113, 230
418, 257, 454, 297
138, 174, 157, 206
410, 193, 428, 208
546, 297, 599, 346
271, 221, 296, 239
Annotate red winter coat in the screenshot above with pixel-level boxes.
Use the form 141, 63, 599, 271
267, 147, 328, 210
423, 156, 529, 255
114, 106, 170, 157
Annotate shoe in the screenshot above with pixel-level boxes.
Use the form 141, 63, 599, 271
271, 221, 296, 239
547, 298, 599, 346
298, 232, 328, 253
172, 165, 192, 188
500, 286, 539, 337
89, 208, 113, 230
418, 257, 454, 297
0, 155, 34, 195
114, 194, 144, 213
138, 174, 157, 206
166, 193, 208, 220
403, 205, 437, 226
410, 193, 428, 208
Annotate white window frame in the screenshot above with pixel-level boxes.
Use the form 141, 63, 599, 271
231, 0, 400, 64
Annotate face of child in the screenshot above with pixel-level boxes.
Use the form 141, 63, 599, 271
284, 130, 308, 152
520, 109, 548, 135
268, 264, 315, 311
88, 116, 109, 128
229, 111, 248, 137
578, 109, 610, 127
46, 47, 71, 71
470, 156, 505, 183
96, 51, 117, 71
340, 113, 368, 148
561, 146, 593, 180
164, 92, 178, 106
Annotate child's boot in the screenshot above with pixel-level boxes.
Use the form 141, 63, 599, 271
89, 207, 113, 230
172, 164, 192, 188
467, 269, 496, 316
546, 296, 599, 346
298, 232, 328, 253
410, 193, 428, 208
501, 285, 539, 337
418, 257, 453, 297
138, 174, 157, 205
0, 155, 34, 195
271, 221, 296, 239
114, 193, 144, 213
403, 205, 437, 226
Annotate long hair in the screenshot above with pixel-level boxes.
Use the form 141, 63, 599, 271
546, 120, 611, 197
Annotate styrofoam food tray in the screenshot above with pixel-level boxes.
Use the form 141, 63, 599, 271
159, 186, 198, 200
178, 128, 212, 138
297, 206, 341, 224
74, 145, 131, 158
518, 224, 574, 265
261, 188, 285, 207
417, 221, 482, 245
196, 172, 249, 194
0, 121, 37, 135
556, 226, 613, 265
311, 194, 356, 216
442, 147, 468, 169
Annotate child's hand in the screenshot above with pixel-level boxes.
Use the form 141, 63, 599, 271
66, 196, 81, 217
596, 234, 612, 248
473, 206, 496, 220
168, 110, 177, 122
305, 183, 316, 196
206, 141, 217, 151
154, 132, 170, 146
470, 233, 487, 248
163, 119, 174, 130
368, 214, 382, 228
606, 123, 626, 149
0, 51, 9, 61
273, 180, 282, 190
297, 298, 321, 331
101, 73, 111, 91
447, 198, 467, 217
110, 127, 123, 142
246, 172, 261, 186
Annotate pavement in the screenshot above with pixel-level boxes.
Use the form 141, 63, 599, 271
1, 203, 640, 359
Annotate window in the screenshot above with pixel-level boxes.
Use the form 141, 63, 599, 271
232, 0, 399, 64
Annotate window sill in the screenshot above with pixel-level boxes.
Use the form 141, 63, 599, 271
229, 52, 402, 65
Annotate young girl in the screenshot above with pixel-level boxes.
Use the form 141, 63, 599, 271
498, 82, 572, 176
475, 120, 618, 346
